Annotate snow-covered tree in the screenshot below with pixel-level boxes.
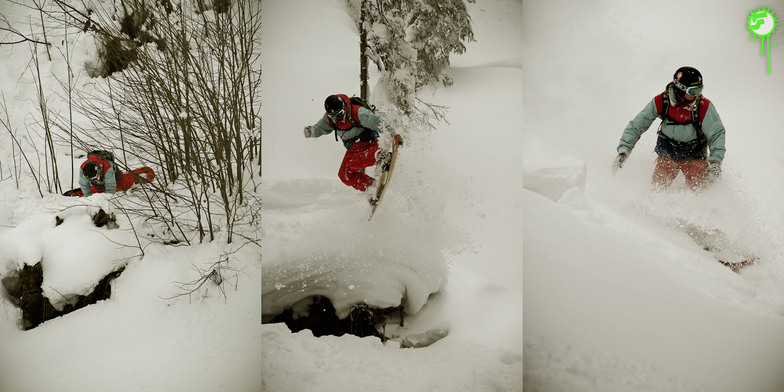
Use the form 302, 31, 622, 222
352, 0, 475, 115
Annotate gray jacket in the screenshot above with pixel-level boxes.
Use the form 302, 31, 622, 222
617, 86, 725, 163
79, 164, 117, 197
309, 107, 394, 149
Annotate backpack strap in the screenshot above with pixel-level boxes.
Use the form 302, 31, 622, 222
347, 104, 361, 127
659, 90, 670, 121
329, 95, 364, 143
691, 96, 702, 132
655, 92, 709, 161
659, 88, 704, 131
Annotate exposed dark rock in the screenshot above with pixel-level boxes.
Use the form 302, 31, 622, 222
268, 295, 403, 341
92, 208, 118, 229
1, 262, 125, 330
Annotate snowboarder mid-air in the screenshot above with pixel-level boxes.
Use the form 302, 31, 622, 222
612, 66, 726, 190
304, 94, 398, 197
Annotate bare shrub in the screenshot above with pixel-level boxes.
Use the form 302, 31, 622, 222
50, 0, 261, 244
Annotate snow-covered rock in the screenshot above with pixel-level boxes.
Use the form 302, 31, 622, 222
0, 206, 136, 312
261, 178, 449, 320
523, 155, 587, 201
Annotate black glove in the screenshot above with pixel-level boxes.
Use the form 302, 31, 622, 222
612, 152, 628, 173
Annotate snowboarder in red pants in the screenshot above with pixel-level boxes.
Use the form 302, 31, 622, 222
612, 66, 726, 190
71, 150, 155, 197
305, 94, 397, 193
80, 153, 121, 197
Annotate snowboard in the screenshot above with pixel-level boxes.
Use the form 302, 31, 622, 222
681, 223, 758, 273
368, 134, 402, 220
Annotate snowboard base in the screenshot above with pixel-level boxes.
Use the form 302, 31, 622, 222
368, 134, 402, 220
681, 222, 759, 273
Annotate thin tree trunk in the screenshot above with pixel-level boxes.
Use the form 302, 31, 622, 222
359, 0, 369, 100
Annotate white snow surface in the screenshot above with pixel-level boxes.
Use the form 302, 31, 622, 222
525, 1, 784, 391
0, 0, 524, 390
11, 0, 784, 391
0, 1, 261, 391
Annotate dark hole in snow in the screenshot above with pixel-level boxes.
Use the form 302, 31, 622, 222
1, 262, 125, 330
266, 295, 405, 342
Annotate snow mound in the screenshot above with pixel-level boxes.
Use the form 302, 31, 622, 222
0, 205, 138, 310
262, 322, 522, 392
523, 155, 587, 201
262, 178, 449, 319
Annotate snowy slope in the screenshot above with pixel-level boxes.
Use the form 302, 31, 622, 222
0, 2, 263, 391
524, 0, 784, 391
0, 195, 263, 391
261, 0, 523, 391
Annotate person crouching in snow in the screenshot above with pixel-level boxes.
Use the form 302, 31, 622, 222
612, 66, 726, 191
79, 155, 119, 197
304, 94, 397, 196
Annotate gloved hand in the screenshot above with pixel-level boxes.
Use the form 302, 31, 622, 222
612, 152, 628, 173
303, 126, 313, 138
704, 161, 721, 184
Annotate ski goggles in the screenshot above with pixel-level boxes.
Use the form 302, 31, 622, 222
674, 80, 703, 96
327, 108, 345, 121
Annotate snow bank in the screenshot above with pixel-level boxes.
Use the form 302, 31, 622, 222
0, 226, 262, 392
0, 203, 137, 310
523, 188, 784, 392
261, 178, 449, 319
523, 155, 587, 201
0, 1, 263, 390
263, 322, 521, 392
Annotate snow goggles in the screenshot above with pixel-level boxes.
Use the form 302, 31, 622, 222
674, 80, 703, 96
327, 108, 345, 120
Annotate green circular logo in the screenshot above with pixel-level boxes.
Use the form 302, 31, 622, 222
747, 8, 778, 74
748, 8, 777, 38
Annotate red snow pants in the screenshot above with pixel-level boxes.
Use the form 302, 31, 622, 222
89, 172, 136, 194
339, 140, 379, 191
652, 156, 708, 190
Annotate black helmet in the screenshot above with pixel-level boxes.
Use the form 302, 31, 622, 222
83, 161, 98, 178
324, 95, 345, 116
673, 66, 703, 96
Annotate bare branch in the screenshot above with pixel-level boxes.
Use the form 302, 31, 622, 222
0, 26, 51, 46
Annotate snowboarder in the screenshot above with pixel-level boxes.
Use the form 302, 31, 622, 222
80, 153, 119, 197
612, 66, 726, 190
79, 151, 138, 197
304, 94, 398, 196
67, 151, 155, 197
